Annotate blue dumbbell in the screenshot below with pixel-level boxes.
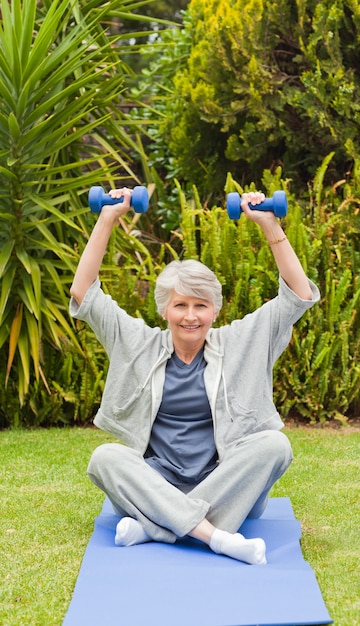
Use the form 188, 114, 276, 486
226, 190, 288, 220
88, 185, 149, 214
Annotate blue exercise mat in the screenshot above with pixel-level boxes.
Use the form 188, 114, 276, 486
63, 497, 332, 626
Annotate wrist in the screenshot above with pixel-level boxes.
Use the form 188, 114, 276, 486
268, 235, 287, 245
262, 222, 285, 243
96, 208, 120, 230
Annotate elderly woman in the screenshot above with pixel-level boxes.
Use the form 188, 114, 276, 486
70, 188, 319, 565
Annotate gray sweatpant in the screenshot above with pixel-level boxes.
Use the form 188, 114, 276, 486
87, 430, 293, 543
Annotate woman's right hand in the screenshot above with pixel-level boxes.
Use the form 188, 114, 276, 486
101, 187, 133, 224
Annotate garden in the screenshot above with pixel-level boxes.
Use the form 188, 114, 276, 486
0, 1, 359, 624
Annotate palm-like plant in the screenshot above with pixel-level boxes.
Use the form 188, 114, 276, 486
0, 0, 153, 420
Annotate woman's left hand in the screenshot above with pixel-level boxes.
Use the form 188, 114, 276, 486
240, 192, 277, 225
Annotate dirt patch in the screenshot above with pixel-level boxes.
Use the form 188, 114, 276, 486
284, 414, 360, 432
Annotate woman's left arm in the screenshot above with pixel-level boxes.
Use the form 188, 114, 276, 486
240, 192, 313, 301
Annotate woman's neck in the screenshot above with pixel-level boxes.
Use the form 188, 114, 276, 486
173, 341, 204, 364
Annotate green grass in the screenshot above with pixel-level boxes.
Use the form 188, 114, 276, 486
0, 427, 359, 625
271, 426, 360, 626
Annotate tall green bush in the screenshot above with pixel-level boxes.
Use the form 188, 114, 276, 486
0, 0, 155, 427
132, 0, 360, 200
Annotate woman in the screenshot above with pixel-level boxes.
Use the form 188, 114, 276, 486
70, 188, 319, 565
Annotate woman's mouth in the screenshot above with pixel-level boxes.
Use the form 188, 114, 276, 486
180, 324, 201, 330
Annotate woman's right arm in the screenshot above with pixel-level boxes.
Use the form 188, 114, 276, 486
70, 188, 132, 306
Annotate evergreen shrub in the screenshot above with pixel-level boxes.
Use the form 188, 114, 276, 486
133, 0, 360, 201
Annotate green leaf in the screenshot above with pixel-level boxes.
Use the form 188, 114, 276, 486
40, 259, 71, 307
16, 247, 32, 274
0, 265, 16, 324
6, 302, 23, 385
0, 239, 14, 276
19, 0, 36, 70
0, 166, 17, 180
0, 0, 13, 62
17, 324, 31, 395
7, 112, 21, 140
29, 257, 42, 318
24, 308, 40, 381
21, 271, 41, 321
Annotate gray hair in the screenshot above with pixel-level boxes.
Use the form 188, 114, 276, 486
155, 260, 223, 316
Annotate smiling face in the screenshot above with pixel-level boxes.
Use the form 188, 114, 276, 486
164, 290, 216, 359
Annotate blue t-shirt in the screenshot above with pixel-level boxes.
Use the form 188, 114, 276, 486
145, 348, 218, 487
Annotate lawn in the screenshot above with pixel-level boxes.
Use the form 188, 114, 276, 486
0, 426, 359, 625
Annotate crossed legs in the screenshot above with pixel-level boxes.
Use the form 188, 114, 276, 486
87, 430, 292, 564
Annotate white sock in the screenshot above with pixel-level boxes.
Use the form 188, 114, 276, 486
209, 529, 267, 565
115, 517, 152, 547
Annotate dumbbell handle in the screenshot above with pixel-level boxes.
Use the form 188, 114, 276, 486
226, 190, 287, 220
88, 185, 148, 214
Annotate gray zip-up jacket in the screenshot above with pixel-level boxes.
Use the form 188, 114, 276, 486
70, 276, 319, 460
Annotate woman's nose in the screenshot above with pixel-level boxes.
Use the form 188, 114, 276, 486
184, 307, 196, 320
